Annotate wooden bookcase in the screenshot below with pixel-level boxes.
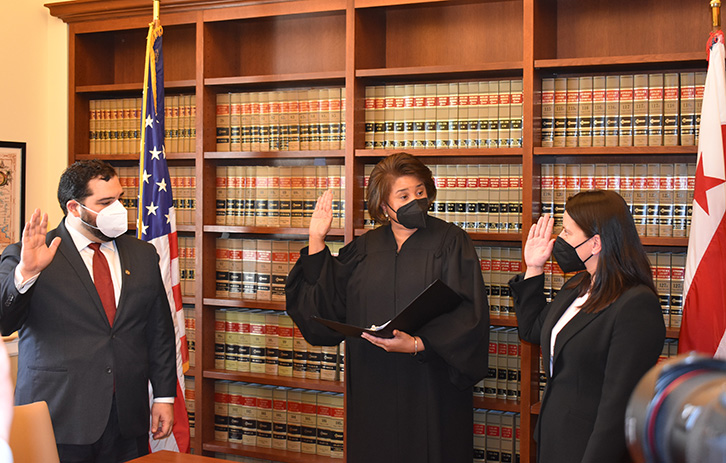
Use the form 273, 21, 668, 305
46, 0, 712, 461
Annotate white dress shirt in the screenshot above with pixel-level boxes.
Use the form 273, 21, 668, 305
550, 292, 589, 376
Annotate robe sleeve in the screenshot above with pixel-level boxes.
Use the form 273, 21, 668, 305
416, 227, 490, 389
285, 240, 363, 346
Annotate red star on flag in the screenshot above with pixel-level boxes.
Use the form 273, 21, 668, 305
694, 153, 726, 215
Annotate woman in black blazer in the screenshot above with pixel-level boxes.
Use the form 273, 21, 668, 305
509, 190, 665, 463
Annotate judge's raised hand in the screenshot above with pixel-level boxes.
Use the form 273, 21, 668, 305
308, 189, 333, 255
524, 213, 555, 278
17, 209, 61, 281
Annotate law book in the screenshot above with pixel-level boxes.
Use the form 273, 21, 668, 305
591, 75, 606, 147
383, 85, 396, 149
490, 247, 503, 316
214, 309, 227, 369
242, 239, 257, 298
411, 83, 426, 149
605, 75, 621, 147
269, 91, 283, 151
264, 311, 279, 375
240, 383, 258, 446
277, 166, 292, 228
300, 391, 318, 454
216, 93, 231, 152
694, 71, 706, 145
645, 163, 660, 237
256, 385, 274, 448
540, 163, 554, 217
286, 389, 303, 452
552, 163, 567, 233
510, 79, 524, 148
565, 163, 580, 207
316, 393, 333, 456
214, 381, 230, 442
663, 73, 680, 146
423, 83, 438, 148
657, 252, 672, 326
215, 238, 230, 299
364, 86, 376, 148
248, 310, 267, 373
309, 89, 323, 151
565, 77, 579, 147
228, 239, 243, 299
302, 165, 317, 227
272, 387, 288, 450
228, 382, 244, 443
553, 77, 567, 147
271, 240, 288, 302
670, 252, 685, 329
579, 163, 595, 192
457, 82, 470, 148
312, 279, 462, 338
619, 75, 634, 146
467, 81, 481, 148
109, 98, 120, 155
254, 165, 268, 227
577, 76, 593, 147
478, 81, 491, 148
435, 82, 451, 148
277, 314, 294, 377
290, 166, 305, 228
498, 80, 512, 148
632, 163, 648, 235
229, 92, 242, 152
298, 89, 311, 151
240, 92, 252, 151
500, 412, 516, 463
632, 74, 649, 147
306, 342, 322, 380
619, 163, 635, 212
259, 91, 272, 151
318, 88, 332, 150
181, 94, 191, 152
540, 78, 555, 147
486, 411, 502, 463
448, 82, 460, 148
473, 409, 487, 462
292, 324, 308, 379
505, 327, 520, 400
268, 167, 281, 228
392, 84, 406, 149
672, 162, 689, 237
679, 72, 696, 146
256, 239, 272, 301
329, 164, 343, 229
288, 90, 301, 151
483, 324, 497, 399
329, 394, 344, 459
488, 164, 501, 232
238, 310, 251, 372
185, 376, 196, 436
658, 163, 675, 237
647, 73, 664, 146
236, 165, 248, 226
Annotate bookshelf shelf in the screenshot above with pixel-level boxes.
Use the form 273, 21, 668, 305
203, 370, 345, 393
204, 151, 345, 160
50, 0, 705, 460
203, 441, 342, 463
204, 72, 346, 87
203, 226, 345, 237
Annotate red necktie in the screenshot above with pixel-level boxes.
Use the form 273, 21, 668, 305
89, 242, 116, 326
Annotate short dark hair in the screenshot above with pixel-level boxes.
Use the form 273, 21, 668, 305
57, 160, 118, 215
367, 152, 437, 225
563, 189, 657, 313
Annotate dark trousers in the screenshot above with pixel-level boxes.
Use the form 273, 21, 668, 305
57, 396, 149, 463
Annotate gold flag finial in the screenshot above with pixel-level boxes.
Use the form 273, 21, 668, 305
153, 0, 160, 21
712, 0, 721, 30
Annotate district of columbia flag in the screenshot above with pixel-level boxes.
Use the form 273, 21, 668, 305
138, 8, 191, 453
679, 30, 726, 358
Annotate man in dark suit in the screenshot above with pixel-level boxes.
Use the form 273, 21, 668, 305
0, 160, 176, 463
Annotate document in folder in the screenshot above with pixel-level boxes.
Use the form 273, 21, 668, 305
311, 279, 463, 338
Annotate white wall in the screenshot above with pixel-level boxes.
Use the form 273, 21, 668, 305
0, 0, 71, 227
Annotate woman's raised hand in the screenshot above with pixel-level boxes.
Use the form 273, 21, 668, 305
308, 189, 333, 254
523, 213, 555, 278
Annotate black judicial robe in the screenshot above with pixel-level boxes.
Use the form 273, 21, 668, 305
285, 215, 490, 463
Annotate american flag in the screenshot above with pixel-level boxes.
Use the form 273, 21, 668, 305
138, 12, 191, 453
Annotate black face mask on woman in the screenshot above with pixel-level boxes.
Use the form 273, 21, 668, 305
552, 236, 593, 273
388, 198, 429, 229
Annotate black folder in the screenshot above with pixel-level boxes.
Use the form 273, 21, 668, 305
311, 279, 463, 338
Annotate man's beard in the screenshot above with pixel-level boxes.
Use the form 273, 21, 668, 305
79, 209, 113, 242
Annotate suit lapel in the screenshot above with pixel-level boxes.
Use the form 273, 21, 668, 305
114, 237, 132, 325
54, 221, 112, 328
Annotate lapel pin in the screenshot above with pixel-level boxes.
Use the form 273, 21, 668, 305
125, 269, 131, 275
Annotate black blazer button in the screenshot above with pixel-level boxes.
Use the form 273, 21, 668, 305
106, 367, 112, 374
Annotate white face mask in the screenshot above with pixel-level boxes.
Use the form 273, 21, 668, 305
77, 200, 128, 239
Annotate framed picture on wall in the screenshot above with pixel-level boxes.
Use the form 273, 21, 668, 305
0, 142, 26, 254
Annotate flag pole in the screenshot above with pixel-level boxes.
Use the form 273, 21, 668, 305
712, 0, 721, 31
153, 0, 160, 21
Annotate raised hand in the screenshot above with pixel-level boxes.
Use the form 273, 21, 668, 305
524, 213, 555, 278
17, 209, 61, 281
308, 189, 333, 254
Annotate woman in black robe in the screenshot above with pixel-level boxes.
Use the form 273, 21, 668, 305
285, 152, 490, 463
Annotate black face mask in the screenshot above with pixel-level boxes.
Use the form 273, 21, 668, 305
388, 198, 429, 230
552, 236, 593, 273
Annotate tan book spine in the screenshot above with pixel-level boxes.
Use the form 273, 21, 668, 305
457, 82, 470, 148
250, 92, 261, 152
673, 162, 689, 237
679, 72, 695, 146
578, 76, 593, 147
541, 78, 555, 148
329, 165, 343, 229
271, 240, 288, 302
510, 79, 523, 148
172, 95, 182, 153
413, 83, 426, 149
287, 90, 301, 151
190, 94, 197, 152
647, 73, 664, 146
658, 163, 674, 237
242, 240, 257, 298
565, 77, 579, 147
552, 163, 567, 233
487, 81, 499, 148
619, 75, 634, 146
277, 314, 294, 377
215, 238, 230, 298
655, 253, 672, 326
240, 384, 256, 445
259, 91, 271, 151
694, 71, 706, 145
118, 98, 127, 154
645, 163, 660, 236
302, 165, 317, 227
248, 311, 266, 372
234, 165, 247, 226
214, 381, 230, 442
329, 87, 342, 150
318, 88, 331, 150
402, 84, 415, 149
216, 93, 231, 152
606, 163, 621, 195
620, 163, 635, 212
264, 312, 279, 375
278, 166, 292, 228
89, 99, 98, 154
240, 92, 252, 151
364, 86, 375, 149
605, 75, 620, 147
591, 76, 606, 147
255, 165, 270, 227
497, 80, 511, 148
424, 83, 438, 148
435, 83, 450, 148
553, 77, 567, 147
391, 84, 405, 149
290, 166, 304, 228
183, 94, 193, 152
448, 82, 460, 148
663, 73, 679, 146
268, 166, 280, 228
229, 239, 242, 299
632, 163, 648, 235
372, 85, 386, 149
670, 252, 685, 328
109, 98, 120, 155
308, 88, 322, 151
632, 74, 649, 147
229, 92, 242, 152
297, 90, 310, 151
292, 323, 308, 379
269, 91, 282, 151
467, 81, 480, 148
214, 310, 227, 369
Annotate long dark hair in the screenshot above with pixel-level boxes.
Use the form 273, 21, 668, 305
367, 152, 437, 225
563, 190, 657, 313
